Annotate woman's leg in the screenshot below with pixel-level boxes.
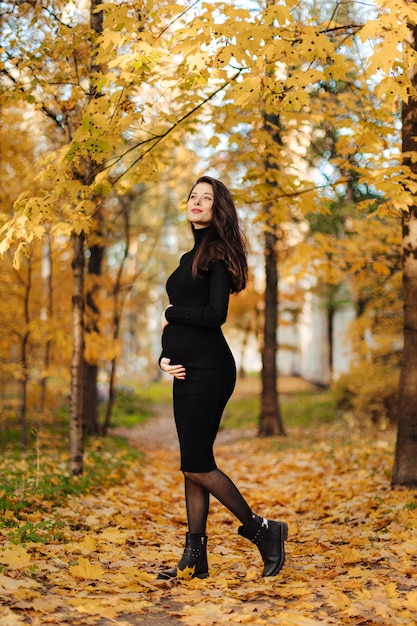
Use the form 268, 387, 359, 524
184, 468, 288, 577
157, 477, 210, 580
183, 469, 253, 525
184, 476, 210, 535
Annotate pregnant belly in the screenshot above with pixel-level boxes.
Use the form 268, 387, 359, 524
162, 324, 232, 367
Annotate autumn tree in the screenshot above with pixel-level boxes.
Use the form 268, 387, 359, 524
69, 0, 105, 471
259, 112, 286, 436
81, 0, 110, 438
0, 103, 72, 442
392, 15, 417, 488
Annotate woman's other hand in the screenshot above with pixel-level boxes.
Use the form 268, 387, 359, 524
161, 305, 173, 331
160, 357, 186, 380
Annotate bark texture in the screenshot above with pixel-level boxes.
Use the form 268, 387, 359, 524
259, 226, 286, 436
392, 19, 417, 487
70, 232, 85, 475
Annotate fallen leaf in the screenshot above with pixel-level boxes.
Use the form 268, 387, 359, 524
0, 573, 40, 593
68, 558, 104, 580
0, 546, 31, 569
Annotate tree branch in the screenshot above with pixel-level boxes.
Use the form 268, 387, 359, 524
242, 177, 353, 205
107, 70, 244, 184
158, 0, 202, 38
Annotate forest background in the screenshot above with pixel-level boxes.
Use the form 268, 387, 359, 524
2, 0, 417, 479
1, 0, 417, 623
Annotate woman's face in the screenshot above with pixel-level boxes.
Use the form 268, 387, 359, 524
186, 182, 214, 229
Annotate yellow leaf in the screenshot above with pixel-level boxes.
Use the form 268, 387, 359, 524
230, 77, 261, 107
373, 261, 391, 276
67, 597, 117, 617
367, 40, 401, 76
374, 76, 411, 103
72, 536, 97, 555
0, 573, 39, 593
136, 570, 156, 583
176, 564, 196, 580
263, 4, 293, 26
98, 527, 132, 544
0, 546, 31, 570
405, 590, 417, 612
281, 88, 310, 111
69, 557, 104, 580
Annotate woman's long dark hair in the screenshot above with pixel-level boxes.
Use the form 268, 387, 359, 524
189, 176, 248, 293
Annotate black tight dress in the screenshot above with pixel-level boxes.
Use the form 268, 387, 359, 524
160, 227, 236, 473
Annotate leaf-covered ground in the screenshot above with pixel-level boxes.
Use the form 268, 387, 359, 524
1, 397, 417, 625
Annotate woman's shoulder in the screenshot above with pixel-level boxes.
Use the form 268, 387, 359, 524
180, 248, 195, 263
208, 258, 231, 281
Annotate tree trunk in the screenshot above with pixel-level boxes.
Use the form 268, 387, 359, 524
392, 19, 417, 488
258, 97, 285, 436
70, 232, 85, 475
102, 196, 131, 435
392, 205, 417, 487
40, 233, 53, 412
83, 362, 100, 434
238, 325, 250, 379
19, 258, 32, 448
103, 350, 117, 436
259, 226, 286, 436
327, 300, 335, 386
83, 238, 104, 435
81, 0, 105, 436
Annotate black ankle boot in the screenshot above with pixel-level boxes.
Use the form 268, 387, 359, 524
157, 533, 209, 580
238, 514, 288, 576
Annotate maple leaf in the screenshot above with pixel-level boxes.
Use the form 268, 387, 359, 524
67, 597, 118, 618
68, 558, 104, 580
71, 536, 97, 555
176, 564, 196, 580
0, 547, 31, 570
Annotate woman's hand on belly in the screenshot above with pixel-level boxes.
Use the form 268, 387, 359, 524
160, 357, 186, 380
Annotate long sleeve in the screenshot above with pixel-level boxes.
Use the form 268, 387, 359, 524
165, 260, 231, 328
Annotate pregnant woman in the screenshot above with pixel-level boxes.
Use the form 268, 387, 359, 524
158, 175, 288, 580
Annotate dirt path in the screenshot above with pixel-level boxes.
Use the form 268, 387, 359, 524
109, 395, 258, 625
112, 404, 254, 453
111, 375, 315, 452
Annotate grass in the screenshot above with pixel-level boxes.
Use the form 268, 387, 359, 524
0, 434, 144, 544
280, 389, 338, 427
106, 379, 173, 428
0, 382, 172, 544
0, 387, 149, 544
104, 385, 154, 428
222, 377, 337, 430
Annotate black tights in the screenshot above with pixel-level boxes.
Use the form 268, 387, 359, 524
183, 469, 253, 535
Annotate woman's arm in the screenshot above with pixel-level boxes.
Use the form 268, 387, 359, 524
164, 260, 231, 328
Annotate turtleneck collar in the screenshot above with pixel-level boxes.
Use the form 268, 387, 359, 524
193, 226, 213, 247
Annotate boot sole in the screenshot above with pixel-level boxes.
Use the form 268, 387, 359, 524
157, 569, 209, 580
